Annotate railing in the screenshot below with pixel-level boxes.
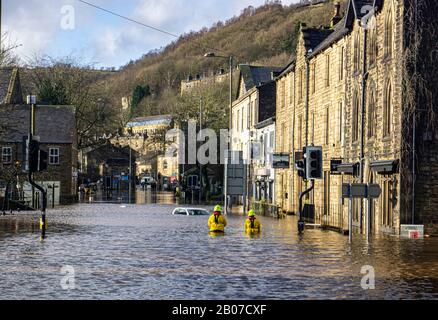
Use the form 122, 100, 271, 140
250, 200, 282, 219
313, 204, 345, 232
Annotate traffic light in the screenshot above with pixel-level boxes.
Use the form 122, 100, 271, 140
295, 158, 306, 179
27, 138, 49, 173
39, 149, 48, 171
28, 139, 40, 173
305, 146, 323, 180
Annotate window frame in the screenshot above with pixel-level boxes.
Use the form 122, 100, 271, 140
49, 147, 60, 165
383, 81, 393, 137
1, 147, 12, 164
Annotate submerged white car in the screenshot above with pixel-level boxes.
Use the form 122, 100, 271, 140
172, 208, 210, 216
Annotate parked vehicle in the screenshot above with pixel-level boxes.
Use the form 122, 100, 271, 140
172, 208, 210, 216
140, 176, 156, 187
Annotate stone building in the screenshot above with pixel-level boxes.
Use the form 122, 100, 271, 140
275, 0, 438, 235
0, 104, 78, 205
0, 68, 78, 206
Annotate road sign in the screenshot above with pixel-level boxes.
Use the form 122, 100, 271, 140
350, 184, 368, 198
342, 183, 382, 199
273, 153, 290, 169
368, 184, 382, 199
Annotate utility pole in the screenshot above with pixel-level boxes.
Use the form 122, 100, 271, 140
27, 95, 48, 239
0, 0, 2, 44
199, 96, 203, 205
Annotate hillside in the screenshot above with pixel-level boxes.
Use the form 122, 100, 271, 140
94, 0, 348, 121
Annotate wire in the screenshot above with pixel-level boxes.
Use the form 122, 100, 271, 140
75, 0, 241, 60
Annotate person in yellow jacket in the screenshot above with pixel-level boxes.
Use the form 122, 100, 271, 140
244, 210, 262, 234
208, 205, 227, 233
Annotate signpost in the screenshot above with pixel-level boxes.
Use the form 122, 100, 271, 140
342, 183, 382, 243
272, 153, 290, 169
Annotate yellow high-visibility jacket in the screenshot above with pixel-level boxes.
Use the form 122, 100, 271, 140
244, 218, 262, 233
208, 214, 227, 232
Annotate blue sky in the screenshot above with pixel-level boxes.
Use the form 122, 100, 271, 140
2, 0, 299, 68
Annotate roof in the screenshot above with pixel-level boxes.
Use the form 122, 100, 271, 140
302, 27, 334, 54
306, 0, 380, 58
0, 104, 76, 144
277, 59, 296, 78
127, 114, 173, 128
308, 17, 350, 58
239, 65, 283, 92
0, 67, 23, 105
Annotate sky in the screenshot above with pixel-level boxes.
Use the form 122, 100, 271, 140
2, 0, 299, 69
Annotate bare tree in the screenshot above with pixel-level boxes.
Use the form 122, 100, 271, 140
26, 55, 122, 150
0, 33, 20, 67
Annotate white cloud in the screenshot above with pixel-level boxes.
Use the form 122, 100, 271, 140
2, 0, 76, 62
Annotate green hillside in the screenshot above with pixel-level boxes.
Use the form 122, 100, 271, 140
96, 0, 348, 122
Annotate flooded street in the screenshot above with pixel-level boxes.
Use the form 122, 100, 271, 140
0, 192, 437, 300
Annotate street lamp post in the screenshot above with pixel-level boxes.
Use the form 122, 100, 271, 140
204, 52, 233, 215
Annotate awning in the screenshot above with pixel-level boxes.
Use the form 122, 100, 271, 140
336, 163, 359, 175
370, 160, 399, 175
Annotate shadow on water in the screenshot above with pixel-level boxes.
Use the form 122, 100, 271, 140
0, 203, 437, 300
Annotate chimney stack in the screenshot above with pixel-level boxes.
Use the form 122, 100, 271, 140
331, 2, 342, 27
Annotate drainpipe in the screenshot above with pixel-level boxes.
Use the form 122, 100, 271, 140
360, 25, 368, 232
305, 58, 311, 147
411, 0, 418, 225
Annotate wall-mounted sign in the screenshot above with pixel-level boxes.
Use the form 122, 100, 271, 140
272, 153, 290, 169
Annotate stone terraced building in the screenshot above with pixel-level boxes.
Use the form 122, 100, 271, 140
275, 0, 438, 235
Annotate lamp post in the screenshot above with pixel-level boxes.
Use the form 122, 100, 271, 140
204, 52, 234, 215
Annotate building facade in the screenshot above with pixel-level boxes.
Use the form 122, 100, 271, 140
275, 0, 438, 235
231, 65, 280, 211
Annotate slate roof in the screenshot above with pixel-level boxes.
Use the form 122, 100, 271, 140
0, 104, 76, 144
0, 67, 22, 105
277, 59, 296, 78
239, 65, 283, 92
301, 27, 334, 54
308, 17, 350, 58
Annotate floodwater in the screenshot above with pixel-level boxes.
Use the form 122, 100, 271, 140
0, 191, 437, 300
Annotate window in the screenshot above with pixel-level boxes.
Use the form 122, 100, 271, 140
354, 32, 361, 72
384, 82, 393, 137
49, 148, 60, 165
325, 54, 330, 87
352, 92, 360, 142
163, 161, 168, 170
384, 8, 393, 58
299, 68, 304, 101
339, 46, 345, 81
368, 20, 377, 66
254, 98, 258, 123
368, 86, 376, 138
297, 115, 303, 150
339, 102, 344, 143
2, 147, 12, 164
311, 63, 316, 94
289, 76, 294, 103
381, 178, 394, 227
281, 123, 286, 152
325, 106, 330, 145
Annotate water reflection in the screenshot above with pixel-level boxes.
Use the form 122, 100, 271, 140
0, 204, 437, 300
